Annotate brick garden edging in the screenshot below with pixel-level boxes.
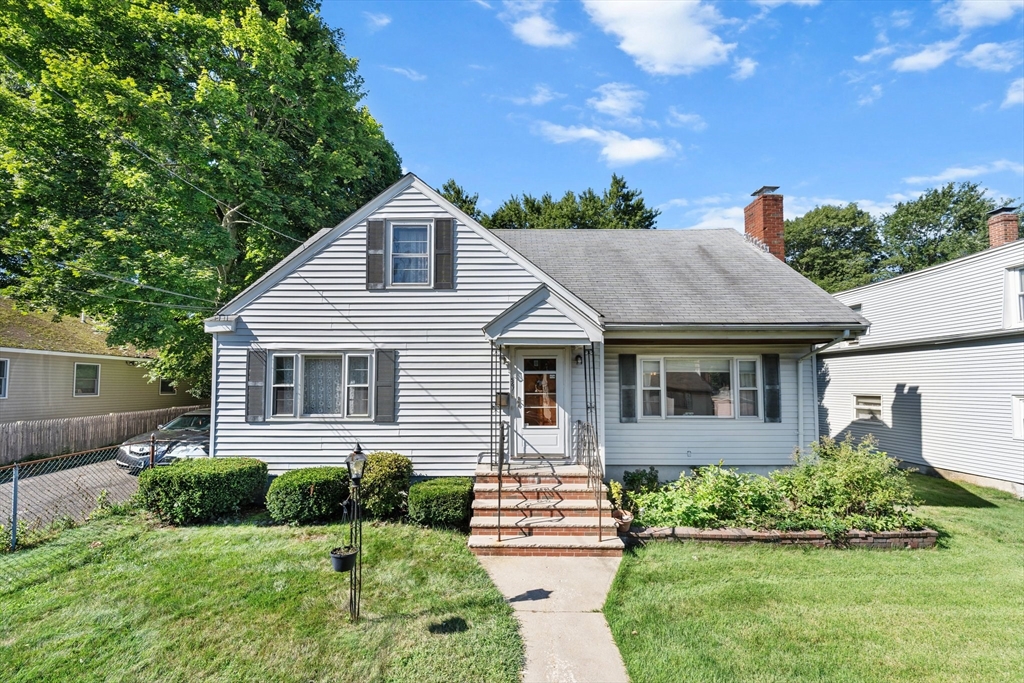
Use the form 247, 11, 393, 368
624, 526, 938, 549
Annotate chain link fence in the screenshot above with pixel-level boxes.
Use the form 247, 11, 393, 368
0, 445, 142, 554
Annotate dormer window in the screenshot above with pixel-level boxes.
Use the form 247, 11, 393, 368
391, 224, 430, 285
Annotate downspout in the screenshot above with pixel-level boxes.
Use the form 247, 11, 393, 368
797, 358, 804, 454
210, 336, 217, 458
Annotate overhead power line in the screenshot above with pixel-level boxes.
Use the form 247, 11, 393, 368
63, 264, 222, 304
0, 50, 305, 245
62, 287, 216, 312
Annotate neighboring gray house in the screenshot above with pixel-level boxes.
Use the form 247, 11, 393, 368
818, 207, 1024, 497
205, 174, 866, 480
0, 298, 195, 422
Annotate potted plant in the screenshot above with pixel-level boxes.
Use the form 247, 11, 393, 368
608, 480, 634, 533
330, 546, 357, 572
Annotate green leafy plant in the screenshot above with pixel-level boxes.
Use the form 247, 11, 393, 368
608, 480, 625, 510
361, 451, 413, 519
265, 467, 349, 525
137, 457, 267, 525
408, 477, 474, 528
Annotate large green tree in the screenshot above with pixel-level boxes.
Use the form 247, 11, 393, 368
784, 203, 882, 293
879, 182, 999, 277
484, 174, 660, 230
0, 0, 401, 394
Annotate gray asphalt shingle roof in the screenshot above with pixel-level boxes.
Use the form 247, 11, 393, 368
490, 229, 867, 327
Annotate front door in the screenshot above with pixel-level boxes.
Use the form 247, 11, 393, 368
514, 350, 567, 458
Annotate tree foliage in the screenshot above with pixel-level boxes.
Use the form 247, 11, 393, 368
0, 0, 401, 394
880, 182, 1000, 276
484, 174, 659, 230
438, 178, 483, 221
784, 203, 881, 293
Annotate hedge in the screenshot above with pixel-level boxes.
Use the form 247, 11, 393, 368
137, 457, 267, 525
408, 477, 474, 528
266, 467, 350, 525
362, 451, 413, 518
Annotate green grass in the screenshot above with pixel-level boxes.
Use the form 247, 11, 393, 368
604, 474, 1024, 683
0, 512, 523, 683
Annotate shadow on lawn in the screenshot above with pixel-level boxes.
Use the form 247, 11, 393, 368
428, 617, 469, 634
911, 475, 997, 509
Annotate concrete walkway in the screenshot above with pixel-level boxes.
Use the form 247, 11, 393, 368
478, 556, 630, 683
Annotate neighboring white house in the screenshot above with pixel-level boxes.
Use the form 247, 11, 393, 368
206, 174, 865, 480
818, 207, 1024, 497
0, 298, 196, 422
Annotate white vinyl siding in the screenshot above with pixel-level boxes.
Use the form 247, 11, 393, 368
213, 184, 551, 476
819, 336, 1024, 489
605, 345, 816, 471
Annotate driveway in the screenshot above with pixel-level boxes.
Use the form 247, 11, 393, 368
0, 458, 138, 529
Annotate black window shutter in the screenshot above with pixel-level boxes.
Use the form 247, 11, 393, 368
374, 349, 397, 423
618, 354, 637, 423
434, 218, 454, 290
763, 354, 781, 423
366, 219, 385, 290
245, 348, 267, 423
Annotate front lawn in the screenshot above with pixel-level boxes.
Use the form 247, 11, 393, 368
0, 513, 522, 683
604, 474, 1024, 683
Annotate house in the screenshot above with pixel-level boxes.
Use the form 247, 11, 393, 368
205, 174, 866, 482
0, 298, 195, 422
818, 207, 1024, 498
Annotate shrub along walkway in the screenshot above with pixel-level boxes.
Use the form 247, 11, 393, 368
478, 555, 629, 683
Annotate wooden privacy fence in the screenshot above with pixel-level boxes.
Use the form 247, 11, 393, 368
0, 405, 207, 465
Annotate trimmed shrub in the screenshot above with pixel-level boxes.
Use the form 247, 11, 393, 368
266, 467, 350, 524
361, 451, 413, 518
137, 457, 267, 525
408, 477, 473, 528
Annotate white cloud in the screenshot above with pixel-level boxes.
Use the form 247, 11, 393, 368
681, 206, 746, 231
660, 198, 690, 209
854, 45, 896, 63
752, 0, 821, 6
587, 83, 647, 122
959, 41, 1023, 72
472, 0, 494, 8
732, 57, 758, 80
891, 38, 962, 72
501, 1, 576, 48
785, 196, 893, 220
890, 10, 913, 28
1002, 77, 1024, 107
582, 0, 735, 76
666, 106, 708, 131
857, 84, 883, 106
535, 122, 676, 165
903, 159, 1024, 185
510, 84, 563, 106
382, 66, 427, 81
939, 0, 1024, 30
363, 12, 392, 31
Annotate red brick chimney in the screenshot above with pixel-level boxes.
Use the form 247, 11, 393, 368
987, 206, 1020, 248
744, 186, 784, 260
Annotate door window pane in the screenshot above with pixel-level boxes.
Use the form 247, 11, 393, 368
524, 358, 557, 426
74, 364, 99, 396
303, 357, 344, 415
392, 226, 429, 284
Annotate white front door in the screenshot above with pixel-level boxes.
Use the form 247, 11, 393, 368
514, 350, 568, 458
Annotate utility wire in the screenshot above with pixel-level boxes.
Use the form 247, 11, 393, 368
0, 50, 305, 245
62, 287, 216, 312
63, 264, 222, 304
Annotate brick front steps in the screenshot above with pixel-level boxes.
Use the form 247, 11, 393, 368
468, 464, 625, 557
625, 526, 938, 549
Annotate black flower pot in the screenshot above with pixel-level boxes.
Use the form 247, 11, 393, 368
330, 546, 357, 572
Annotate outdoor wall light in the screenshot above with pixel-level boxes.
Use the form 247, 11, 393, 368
575, 354, 583, 366
346, 444, 367, 483
494, 391, 509, 408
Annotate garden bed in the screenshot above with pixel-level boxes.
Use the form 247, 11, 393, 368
625, 525, 937, 548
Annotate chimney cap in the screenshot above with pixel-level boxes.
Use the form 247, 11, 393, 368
986, 205, 1019, 217
751, 185, 780, 197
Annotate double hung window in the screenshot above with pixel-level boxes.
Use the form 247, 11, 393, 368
0, 358, 7, 399
270, 353, 372, 419
74, 363, 100, 397
391, 225, 429, 285
639, 357, 759, 419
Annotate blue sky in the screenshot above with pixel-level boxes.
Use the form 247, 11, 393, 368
320, 0, 1024, 230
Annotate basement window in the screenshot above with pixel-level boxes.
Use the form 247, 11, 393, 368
854, 394, 882, 421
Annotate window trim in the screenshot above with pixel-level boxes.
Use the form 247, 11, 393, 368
158, 378, 177, 395
636, 355, 761, 420
853, 394, 884, 422
387, 219, 433, 288
73, 362, 101, 398
267, 351, 375, 421
1012, 395, 1024, 442
0, 358, 8, 399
